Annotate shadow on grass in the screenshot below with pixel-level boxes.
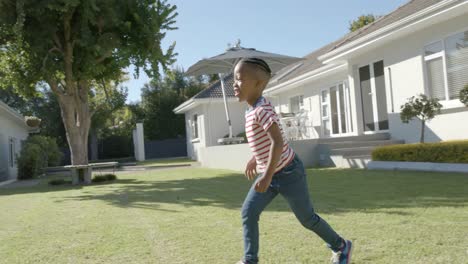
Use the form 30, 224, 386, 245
45, 168, 468, 214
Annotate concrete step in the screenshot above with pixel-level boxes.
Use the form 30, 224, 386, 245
326, 139, 404, 149
317, 133, 390, 144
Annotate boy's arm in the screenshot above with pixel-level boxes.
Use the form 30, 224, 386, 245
255, 122, 283, 192
245, 156, 257, 180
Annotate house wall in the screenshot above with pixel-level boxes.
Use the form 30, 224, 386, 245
198, 139, 320, 172
347, 13, 468, 143
185, 105, 205, 160
0, 107, 29, 180
204, 101, 247, 146
268, 69, 349, 139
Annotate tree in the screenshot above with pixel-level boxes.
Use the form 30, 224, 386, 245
139, 67, 205, 140
400, 94, 442, 143
0, 1, 178, 169
349, 14, 377, 32
460, 84, 468, 107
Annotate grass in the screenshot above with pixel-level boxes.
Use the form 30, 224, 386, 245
0, 168, 467, 263
136, 157, 194, 167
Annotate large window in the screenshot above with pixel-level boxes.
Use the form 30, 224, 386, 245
424, 30, 468, 101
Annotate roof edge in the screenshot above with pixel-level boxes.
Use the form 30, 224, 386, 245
318, 0, 460, 63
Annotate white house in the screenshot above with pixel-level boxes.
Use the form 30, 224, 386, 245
175, 0, 468, 170
0, 100, 34, 181
174, 74, 248, 161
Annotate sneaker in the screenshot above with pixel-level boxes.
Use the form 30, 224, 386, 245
331, 240, 353, 264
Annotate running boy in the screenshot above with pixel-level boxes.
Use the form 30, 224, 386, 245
233, 58, 352, 264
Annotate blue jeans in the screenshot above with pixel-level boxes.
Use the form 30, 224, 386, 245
241, 155, 343, 263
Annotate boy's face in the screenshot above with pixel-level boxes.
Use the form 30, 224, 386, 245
233, 63, 264, 105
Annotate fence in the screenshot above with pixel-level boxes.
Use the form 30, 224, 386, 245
144, 138, 187, 159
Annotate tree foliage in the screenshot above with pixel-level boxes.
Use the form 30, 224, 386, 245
136, 68, 205, 140
400, 94, 442, 143
349, 14, 377, 32
0, 0, 178, 167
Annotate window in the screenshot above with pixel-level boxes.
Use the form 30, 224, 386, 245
289, 95, 304, 114
424, 30, 468, 101
191, 114, 199, 139
9, 137, 16, 168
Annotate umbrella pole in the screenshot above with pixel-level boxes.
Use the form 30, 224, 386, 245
218, 72, 233, 138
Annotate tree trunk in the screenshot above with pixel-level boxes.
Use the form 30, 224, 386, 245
420, 120, 425, 143
57, 92, 92, 184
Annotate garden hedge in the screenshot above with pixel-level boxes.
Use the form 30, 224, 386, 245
372, 140, 468, 163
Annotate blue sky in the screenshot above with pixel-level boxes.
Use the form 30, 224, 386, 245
123, 0, 408, 103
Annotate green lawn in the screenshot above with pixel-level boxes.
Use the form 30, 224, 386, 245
0, 168, 467, 264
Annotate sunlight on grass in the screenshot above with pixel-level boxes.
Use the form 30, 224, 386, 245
0, 168, 467, 263
136, 157, 194, 167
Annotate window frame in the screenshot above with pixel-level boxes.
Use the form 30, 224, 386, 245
423, 27, 468, 108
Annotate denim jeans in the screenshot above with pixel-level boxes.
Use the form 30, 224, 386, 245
241, 154, 343, 263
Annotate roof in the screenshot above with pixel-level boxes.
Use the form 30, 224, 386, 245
267, 0, 445, 88
191, 73, 235, 99
328, 0, 443, 52
0, 100, 30, 129
173, 74, 236, 113
267, 40, 343, 87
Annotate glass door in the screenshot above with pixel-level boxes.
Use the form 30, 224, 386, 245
359, 60, 389, 132
321, 82, 352, 137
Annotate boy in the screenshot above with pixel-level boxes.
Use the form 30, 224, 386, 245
233, 58, 352, 264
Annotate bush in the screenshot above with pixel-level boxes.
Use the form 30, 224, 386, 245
17, 136, 63, 180
99, 135, 133, 159
460, 84, 468, 106
92, 174, 117, 183
48, 179, 71, 185
372, 140, 468, 163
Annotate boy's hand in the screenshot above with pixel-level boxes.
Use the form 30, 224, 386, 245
245, 157, 257, 180
255, 175, 272, 193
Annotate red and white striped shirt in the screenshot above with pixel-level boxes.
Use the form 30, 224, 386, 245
245, 96, 295, 173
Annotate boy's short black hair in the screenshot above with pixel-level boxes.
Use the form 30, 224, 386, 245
237, 57, 272, 76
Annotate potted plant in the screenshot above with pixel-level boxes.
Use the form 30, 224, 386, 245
25, 116, 42, 128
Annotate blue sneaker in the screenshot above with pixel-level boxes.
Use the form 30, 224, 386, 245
331, 240, 353, 264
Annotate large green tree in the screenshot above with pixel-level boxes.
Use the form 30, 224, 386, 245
139, 68, 205, 140
0, 0, 177, 167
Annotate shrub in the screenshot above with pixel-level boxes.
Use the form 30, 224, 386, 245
92, 174, 117, 183
236, 132, 247, 142
17, 144, 42, 180
17, 136, 63, 179
460, 84, 468, 106
48, 179, 71, 185
400, 94, 442, 143
372, 140, 468, 163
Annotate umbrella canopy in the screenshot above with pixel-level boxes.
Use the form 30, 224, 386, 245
186, 46, 303, 76
185, 43, 303, 143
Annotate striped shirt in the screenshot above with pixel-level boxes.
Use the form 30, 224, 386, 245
245, 96, 295, 173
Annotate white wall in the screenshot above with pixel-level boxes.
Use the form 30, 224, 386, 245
198, 139, 320, 172
269, 69, 349, 139
347, 13, 468, 143
185, 105, 205, 160
204, 100, 246, 146
0, 108, 29, 180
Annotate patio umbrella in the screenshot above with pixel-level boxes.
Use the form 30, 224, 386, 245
186, 42, 303, 144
